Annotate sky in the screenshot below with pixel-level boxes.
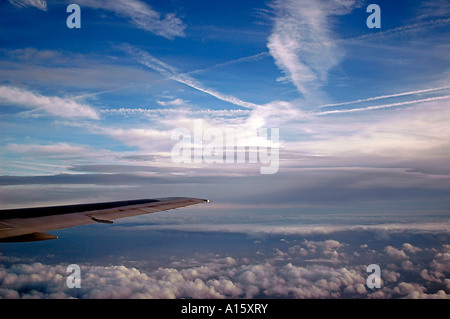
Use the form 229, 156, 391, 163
0, 0, 449, 299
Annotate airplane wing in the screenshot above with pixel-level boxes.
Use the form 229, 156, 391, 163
0, 197, 208, 243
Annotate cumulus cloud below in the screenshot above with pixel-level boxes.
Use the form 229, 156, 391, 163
1, 227, 449, 299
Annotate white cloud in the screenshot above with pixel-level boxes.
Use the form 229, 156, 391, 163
267, 0, 356, 102
287, 97, 450, 167
1, 258, 366, 299
113, 221, 450, 237
427, 247, 450, 281
98, 126, 173, 154
401, 260, 416, 272
157, 98, 186, 107
0, 85, 99, 119
385, 282, 448, 299
402, 243, 422, 254
385, 246, 408, 260
382, 269, 401, 283
301, 239, 346, 260
1, 234, 449, 299
8, 0, 47, 11
77, 0, 185, 39
246, 100, 304, 129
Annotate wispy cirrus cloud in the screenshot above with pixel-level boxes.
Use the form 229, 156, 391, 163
418, 0, 450, 20
267, 0, 356, 102
0, 85, 99, 119
8, 0, 185, 39
8, 0, 47, 11
78, 0, 185, 39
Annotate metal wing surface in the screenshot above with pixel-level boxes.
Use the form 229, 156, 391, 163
0, 197, 208, 242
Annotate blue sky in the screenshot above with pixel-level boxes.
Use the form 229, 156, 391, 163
0, 0, 449, 299
0, 0, 449, 212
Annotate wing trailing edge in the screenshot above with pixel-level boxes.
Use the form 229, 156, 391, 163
0, 232, 58, 243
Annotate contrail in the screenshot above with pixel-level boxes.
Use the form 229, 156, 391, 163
122, 45, 260, 109
340, 18, 450, 43
314, 95, 450, 116
318, 86, 450, 109
188, 51, 270, 75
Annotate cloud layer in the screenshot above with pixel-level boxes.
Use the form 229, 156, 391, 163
1, 228, 449, 299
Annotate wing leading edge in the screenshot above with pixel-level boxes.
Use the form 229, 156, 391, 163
0, 197, 208, 243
